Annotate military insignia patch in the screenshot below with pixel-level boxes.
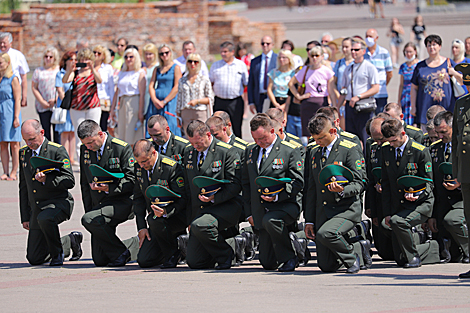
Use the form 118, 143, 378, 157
425, 162, 432, 172
234, 159, 241, 170
129, 157, 136, 166
296, 161, 303, 171
63, 159, 70, 169
176, 177, 184, 187
355, 160, 361, 170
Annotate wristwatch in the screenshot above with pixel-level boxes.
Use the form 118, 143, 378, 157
357, 94, 362, 100
163, 100, 168, 105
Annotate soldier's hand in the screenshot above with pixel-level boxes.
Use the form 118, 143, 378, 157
304, 224, 316, 241
22, 222, 30, 230
374, 183, 382, 193
35, 172, 46, 183
428, 218, 438, 233
138, 228, 151, 248
372, 217, 379, 226
198, 194, 214, 202
384, 216, 391, 228
443, 180, 461, 190
90, 182, 109, 192
328, 181, 344, 193
247, 216, 254, 227
260, 195, 275, 202
404, 193, 419, 201
151, 204, 165, 218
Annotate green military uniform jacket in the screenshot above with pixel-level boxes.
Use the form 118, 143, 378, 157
242, 137, 304, 229
19, 139, 75, 224
133, 154, 187, 231
285, 132, 302, 145
381, 139, 434, 217
452, 95, 470, 183
304, 138, 365, 228
182, 138, 242, 224
404, 122, 424, 144
429, 139, 463, 219
365, 140, 384, 219
80, 134, 136, 219
422, 133, 432, 147
228, 134, 249, 147
152, 132, 189, 164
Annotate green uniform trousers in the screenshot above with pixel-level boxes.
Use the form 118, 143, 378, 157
316, 217, 363, 272
372, 223, 395, 261
186, 213, 236, 269
259, 210, 296, 270
388, 209, 440, 265
137, 215, 187, 268
441, 209, 469, 259
461, 183, 470, 249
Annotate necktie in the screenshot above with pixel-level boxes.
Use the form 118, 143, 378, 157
445, 143, 451, 160
97, 149, 101, 161
33, 151, 38, 156
321, 147, 328, 165
198, 152, 205, 170
259, 148, 267, 170
396, 148, 402, 165
263, 55, 268, 90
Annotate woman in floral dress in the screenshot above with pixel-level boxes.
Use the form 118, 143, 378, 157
398, 42, 419, 125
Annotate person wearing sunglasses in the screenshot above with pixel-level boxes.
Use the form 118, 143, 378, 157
174, 41, 209, 78
147, 44, 182, 138
111, 37, 128, 70
177, 53, 214, 131
110, 48, 146, 146
142, 43, 159, 127
93, 45, 114, 132
32, 47, 60, 145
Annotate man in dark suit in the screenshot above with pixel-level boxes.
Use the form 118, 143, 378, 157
78, 120, 136, 267
147, 114, 189, 164
19, 119, 82, 266
132, 140, 187, 268
381, 118, 440, 268
243, 114, 304, 271
183, 120, 243, 269
304, 114, 370, 274
248, 36, 278, 113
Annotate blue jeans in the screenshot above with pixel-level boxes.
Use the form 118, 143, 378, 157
286, 115, 302, 138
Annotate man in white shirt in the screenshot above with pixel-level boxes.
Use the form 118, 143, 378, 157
0, 32, 29, 107
174, 41, 209, 77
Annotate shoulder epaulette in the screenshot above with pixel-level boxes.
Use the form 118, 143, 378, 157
307, 141, 317, 147
233, 142, 246, 150
281, 140, 296, 149
382, 142, 390, 146
406, 125, 421, 132
430, 139, 442, 146
247, 142, 256, 146
235, 137, 249, 145
111, 138, 128, 147
148, 138, 153, 142
339, 139, 357, 149
286, 133, 300, 140
424, 133, 428, 136
48, 141, 62, 148
174, 136, 189, 144
411, 141, 425, 151
186, 144, 192, 148
340, 131, 356, 139
217, 141, 232, 149
162, 157, 176, 166
290, 141, 302, 148
371, 142, 377, 146
20, 145, 28, 150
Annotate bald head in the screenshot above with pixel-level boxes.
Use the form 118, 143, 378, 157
370, 117, 388, 145
133, 139, 154, 158
384, 102, 403, 121
21, 119, 45, 151
21, 119, 43, 134
206, 116, 229, 142
261, 35, 273, 54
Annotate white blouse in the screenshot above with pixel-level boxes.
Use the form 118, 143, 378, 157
117, 69, 144, 97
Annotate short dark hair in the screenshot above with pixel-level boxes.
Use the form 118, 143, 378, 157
306, 40, 321, 47
425, 34, 442, 47
308, 114, 332, 135
250, 113, 273, 132
316, 106, 335, 121
59, 51, 76, 70
213, 111, 231, 125
77, 120, 101, 139
116, 37, 128, 45
220, 41, 235, 52
351, 39, 366, 50
381, 119, 404, 138
433, 111, 453, 128
133, 139, 155, 158
281, 39, 295, 51
403, 42, 417, 56
147, 114, 168, 129
426, 105, 445, 121
265, 108, 284, 123
187, 120, 210, 137
376, 112, 391, 119
425, 119, 435, 132
182, 41, 195, 49
206, 116, 225, 130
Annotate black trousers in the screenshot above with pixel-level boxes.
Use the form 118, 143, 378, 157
38, 111, 60, 144
214, 96, 244, 138
100, 111, 109, 132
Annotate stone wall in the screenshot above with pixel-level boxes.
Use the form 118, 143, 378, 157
240, 0, 327, 9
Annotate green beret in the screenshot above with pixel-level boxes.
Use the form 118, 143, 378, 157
30, 156, 64, 174
145, 185, 181, 207
192, 176, 230, 197
89, 164, 124, 184
455, 63, 470, 86
319, 164, 354, 187
397, 175, 432, 194
254, 176, 292, 196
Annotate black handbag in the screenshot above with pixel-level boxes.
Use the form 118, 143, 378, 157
60, 70, 77, 110
350, 62, 377, 113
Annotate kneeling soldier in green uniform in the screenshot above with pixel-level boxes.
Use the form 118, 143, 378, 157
132, 139, 188, 268
19, 119, 82, 266
304, 114, 370, 274
381, 119, 440, 268
243, 114, 304, 271
183, 120, 242, 270
78, 120, 136, 267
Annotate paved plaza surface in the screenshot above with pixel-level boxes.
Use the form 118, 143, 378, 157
2, 3, 470, 312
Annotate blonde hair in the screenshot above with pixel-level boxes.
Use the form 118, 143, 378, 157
158, 44, 173, 67
143, 43, 158, 56
309, 46, 323, 56
122, 48, 142, 72
276, 49, 295, 70
77, 48, 95, 62
92, 45, 111, 64
43, 47, 60, 67
0, 53, 13, 78
186, 53, 201, 73
452, 39, 465, 61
